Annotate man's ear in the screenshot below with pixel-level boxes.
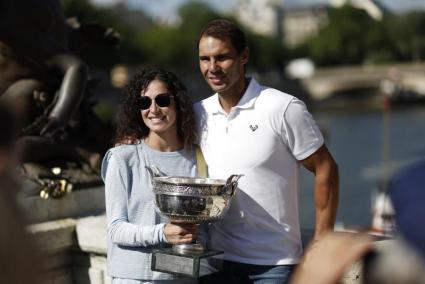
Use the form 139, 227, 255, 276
241, 47, 249, 65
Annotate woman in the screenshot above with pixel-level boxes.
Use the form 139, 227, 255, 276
101, 68, 198, 283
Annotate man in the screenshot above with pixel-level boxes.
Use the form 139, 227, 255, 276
194, 19, 339, 283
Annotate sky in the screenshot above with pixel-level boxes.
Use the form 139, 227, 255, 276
90, 0, 233, 23
90, 0, 425, 23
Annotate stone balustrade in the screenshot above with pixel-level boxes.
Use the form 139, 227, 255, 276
23, 187, 394, 284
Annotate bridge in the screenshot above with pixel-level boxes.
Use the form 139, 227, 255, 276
302, 63, 425, 101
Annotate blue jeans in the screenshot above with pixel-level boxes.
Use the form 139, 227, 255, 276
201, 260, 295, 284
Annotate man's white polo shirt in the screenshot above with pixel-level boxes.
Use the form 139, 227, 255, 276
194, 78, 324, 265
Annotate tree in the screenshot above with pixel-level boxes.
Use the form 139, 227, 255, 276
301, 5, 425, 66
307, 5, 374, 66
387, 11, 425, 62
61, 0, 149, 67
136, 2, 220, 71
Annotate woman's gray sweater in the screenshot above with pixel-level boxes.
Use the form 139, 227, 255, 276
101, 141, 196, 280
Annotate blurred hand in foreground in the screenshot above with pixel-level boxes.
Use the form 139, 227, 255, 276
291, 232, 373, 284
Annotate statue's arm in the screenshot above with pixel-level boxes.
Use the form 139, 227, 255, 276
41, 54, 88, 137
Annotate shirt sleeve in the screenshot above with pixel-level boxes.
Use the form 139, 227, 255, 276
102, 150, 168, 247
282, 98, 324, 160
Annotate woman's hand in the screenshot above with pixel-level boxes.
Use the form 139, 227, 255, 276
163, 223, 198, 245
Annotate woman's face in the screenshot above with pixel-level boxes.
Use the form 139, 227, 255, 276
140, 79, 177, 136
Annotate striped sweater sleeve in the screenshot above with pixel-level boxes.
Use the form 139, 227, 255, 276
102, 150, 167, 247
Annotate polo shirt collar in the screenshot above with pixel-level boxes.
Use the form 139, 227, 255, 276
211, 78, 260, 114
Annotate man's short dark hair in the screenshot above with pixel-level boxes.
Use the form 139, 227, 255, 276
198, 19, 247, 54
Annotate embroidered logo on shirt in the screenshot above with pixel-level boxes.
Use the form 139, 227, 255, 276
249, 125, 258, 132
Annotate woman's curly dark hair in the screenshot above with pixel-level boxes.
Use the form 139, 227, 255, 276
114, 68, 197, 149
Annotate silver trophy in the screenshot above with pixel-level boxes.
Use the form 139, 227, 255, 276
146, 166, 242, 277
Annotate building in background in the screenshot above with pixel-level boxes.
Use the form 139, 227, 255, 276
233, 0, 283, 38
233, 0, 387, 47
282, 3, 329, 47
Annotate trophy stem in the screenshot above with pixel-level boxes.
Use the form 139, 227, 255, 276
172, 241, 205, 254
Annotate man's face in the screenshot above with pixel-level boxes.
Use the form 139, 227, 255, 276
198, 36, 248, 96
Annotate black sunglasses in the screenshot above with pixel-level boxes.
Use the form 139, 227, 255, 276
138, 93, 174, 110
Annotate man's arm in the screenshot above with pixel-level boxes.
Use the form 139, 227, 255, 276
301, 145, 339, 241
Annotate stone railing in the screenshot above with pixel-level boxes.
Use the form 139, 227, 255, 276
29, 215, 109, 284
23, 186, 108, 284
24, 186, 394, 284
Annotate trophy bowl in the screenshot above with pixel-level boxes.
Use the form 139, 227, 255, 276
146, 166, 242, 253
147, 167, 242, 277
152, 176, 242, 224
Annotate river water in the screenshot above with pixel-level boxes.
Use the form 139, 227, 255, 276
299, 105, 425, 229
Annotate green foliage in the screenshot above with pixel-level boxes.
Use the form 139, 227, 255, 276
136, 1, 287, 72
247, 33, 288, 72
302, 5, 425, 66
61, 0, 147, 67
386, 12, 425, 61
179, 1, 221, 34
93, 101, 116, 124
57, 1, 425, 68
137, 26, 196, 69
307, 6, 373, 65
136, 2, 221, 71
62, 0, 115, 24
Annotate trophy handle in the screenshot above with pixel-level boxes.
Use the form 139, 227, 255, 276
224, 174, 243, 196
145, 165, 165, 182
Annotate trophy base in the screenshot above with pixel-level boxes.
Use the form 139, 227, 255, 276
152, 248, 222, 278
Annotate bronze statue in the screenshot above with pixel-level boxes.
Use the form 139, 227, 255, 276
0, 0, 119, 196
